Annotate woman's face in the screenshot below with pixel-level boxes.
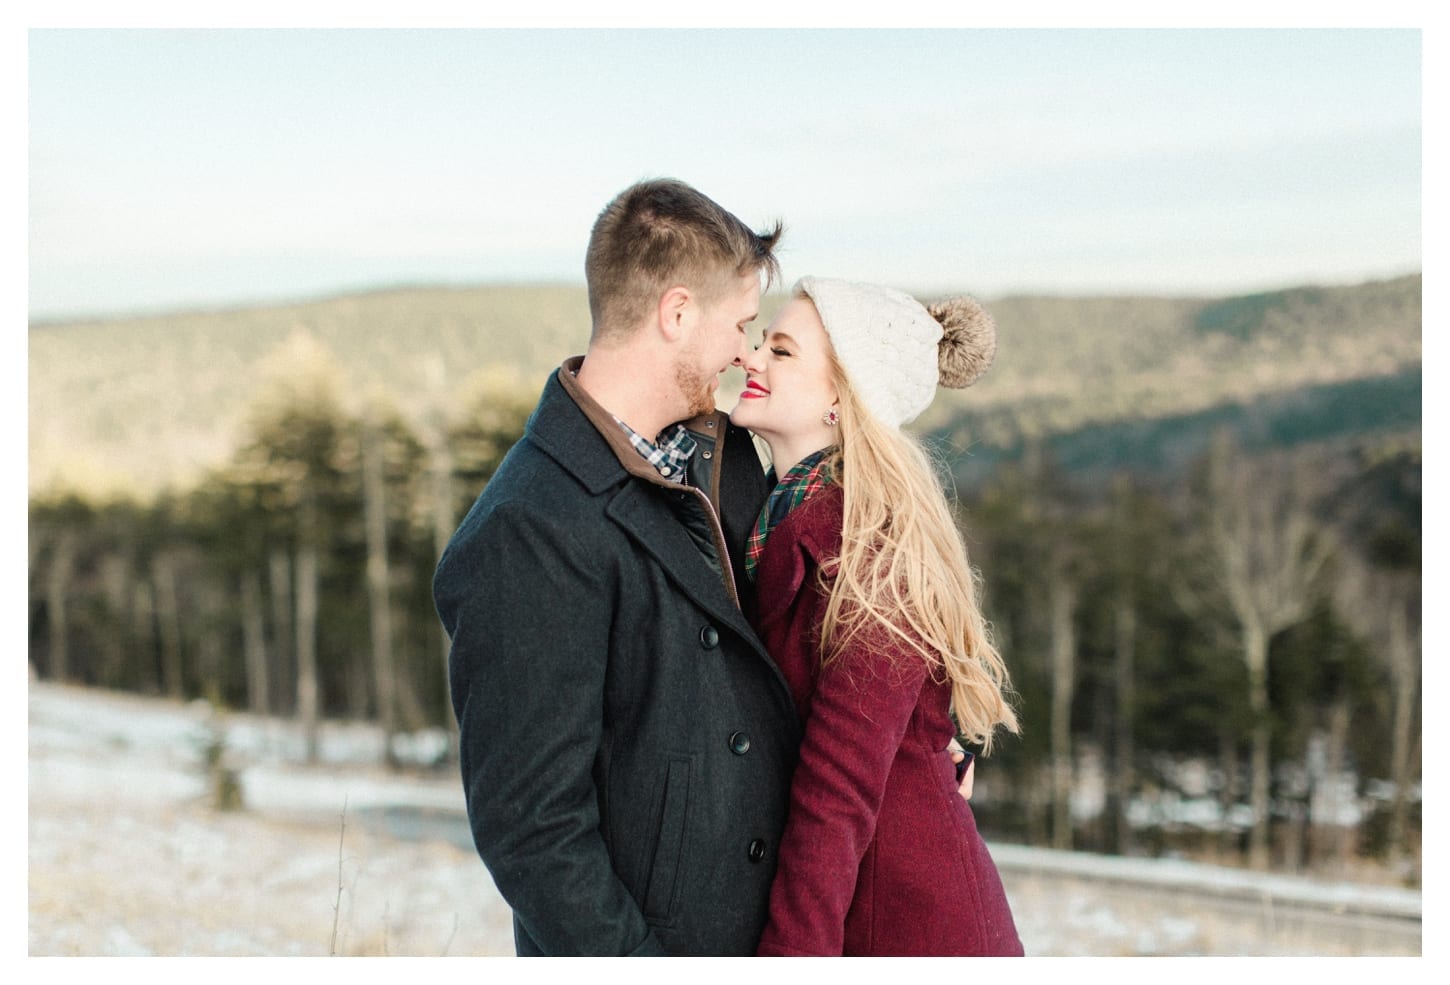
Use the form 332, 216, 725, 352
729, 295, 839, 453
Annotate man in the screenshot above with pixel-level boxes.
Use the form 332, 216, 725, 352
434, 178, 796, 955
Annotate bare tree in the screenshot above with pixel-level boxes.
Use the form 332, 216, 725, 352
268, 548, 293, 714
424, 356, 457, 724
132, 579, 157, 694
1018, 438, 1081, 850
1106, 474, 1140, 856
240, 569, 271, 716
97, 553, 132, 686
1195, 433, 1335, 868
237, 329, 350, 761
1384, 589, 1421, 868
295, 494, 321, 763
44, 531, 78, 682
152, 549, 185, 699
1334, 553, 1421, 869
428, 427, 456, 701
361, 415, 400, 763
1309, 698, 1354, 873
1047, 564, 1077, 850
196, 574, 226, 705
1215, 727, 1241, 860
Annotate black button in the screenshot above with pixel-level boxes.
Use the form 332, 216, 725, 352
729, 731, 751, 755
699, 625, 719, 649
747, 839, 767, 863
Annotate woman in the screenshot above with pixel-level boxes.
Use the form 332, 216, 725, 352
731, 277, 1023, 957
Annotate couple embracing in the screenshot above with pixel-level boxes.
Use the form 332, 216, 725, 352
433, 178, 1022, 957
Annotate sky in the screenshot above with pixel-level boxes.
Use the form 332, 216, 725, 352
25, 21, 1426, 321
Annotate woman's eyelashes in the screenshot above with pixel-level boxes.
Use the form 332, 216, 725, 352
752, 343, 793, 357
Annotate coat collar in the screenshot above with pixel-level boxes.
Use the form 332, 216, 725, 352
526, 357, 762, 638
754, 485, 844, 631
521, 357, 641, 496
531, 355, 730, 496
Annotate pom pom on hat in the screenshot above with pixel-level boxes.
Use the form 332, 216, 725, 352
795, 276, 996, 428
930, 296, 996, 389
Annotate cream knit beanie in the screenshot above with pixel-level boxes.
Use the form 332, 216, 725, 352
796, 276, 996, 428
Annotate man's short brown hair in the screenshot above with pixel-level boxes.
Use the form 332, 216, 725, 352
585, 178, 783, 342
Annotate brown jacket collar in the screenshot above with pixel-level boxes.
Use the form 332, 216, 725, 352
557, 355, 729, 495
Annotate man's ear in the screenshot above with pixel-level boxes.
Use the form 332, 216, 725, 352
656, 285, 691, 343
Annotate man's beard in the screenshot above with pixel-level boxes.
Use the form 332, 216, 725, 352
674, 355, 716, 421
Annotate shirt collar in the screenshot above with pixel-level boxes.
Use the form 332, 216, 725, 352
614, 417, 698, 484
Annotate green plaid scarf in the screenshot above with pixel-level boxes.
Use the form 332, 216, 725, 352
744, 447, 837, 581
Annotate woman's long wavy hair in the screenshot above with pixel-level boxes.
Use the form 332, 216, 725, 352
817, 348, 1019, 753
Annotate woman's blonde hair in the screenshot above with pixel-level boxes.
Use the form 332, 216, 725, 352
818, 348, 1019, 753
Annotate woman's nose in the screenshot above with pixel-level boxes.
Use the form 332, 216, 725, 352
742, 346, 766, 373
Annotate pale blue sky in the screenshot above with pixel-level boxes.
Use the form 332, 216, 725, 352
27, 27, 1423, 320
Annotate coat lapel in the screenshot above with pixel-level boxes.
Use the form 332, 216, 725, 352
605, 481, 761, 648
527, 367, 779, 668
755, 538, 810, 632
753, 487, 842, 635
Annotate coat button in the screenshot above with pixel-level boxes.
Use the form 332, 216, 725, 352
699, 625, 719, 649
729, 731, 751, 755
747, 838, 767, 863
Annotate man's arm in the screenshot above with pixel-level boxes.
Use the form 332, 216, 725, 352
436, 501, 662, 955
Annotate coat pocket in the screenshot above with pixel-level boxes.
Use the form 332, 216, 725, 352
643, 756, 692, 923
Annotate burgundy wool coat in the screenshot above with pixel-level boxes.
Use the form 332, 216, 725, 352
752, 485, 1024, 957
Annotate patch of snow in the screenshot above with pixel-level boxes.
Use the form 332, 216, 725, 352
25, 681, 1423, 959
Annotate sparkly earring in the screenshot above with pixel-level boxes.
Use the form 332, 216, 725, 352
822, 407, 839, 427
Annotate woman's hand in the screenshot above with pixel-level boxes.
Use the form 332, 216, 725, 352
948, 739, 975, 801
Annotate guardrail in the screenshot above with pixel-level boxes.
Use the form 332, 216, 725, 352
991, 843, 1421, 921
991, 842, 1420, 955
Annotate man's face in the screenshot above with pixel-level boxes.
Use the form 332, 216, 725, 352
674, 272, 760, 419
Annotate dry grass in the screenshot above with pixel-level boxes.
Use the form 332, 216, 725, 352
28, 791, 515, 957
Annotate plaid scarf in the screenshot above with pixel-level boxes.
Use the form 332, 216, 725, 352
615, 419, 697, 484
744, 447, 837, 581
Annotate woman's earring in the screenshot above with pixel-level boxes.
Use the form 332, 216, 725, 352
822, 407, 839, 427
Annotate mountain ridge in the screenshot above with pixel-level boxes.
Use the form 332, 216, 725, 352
28, 274, 1421, 497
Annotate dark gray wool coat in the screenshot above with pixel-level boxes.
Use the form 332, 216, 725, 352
434, 359, 800, 956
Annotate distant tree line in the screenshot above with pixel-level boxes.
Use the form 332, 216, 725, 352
963, 429, 1419, 880
27, 354, 1420, 881
28, 346, 537, 767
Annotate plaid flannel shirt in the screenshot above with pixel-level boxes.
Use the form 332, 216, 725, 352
615, 418, 698, 484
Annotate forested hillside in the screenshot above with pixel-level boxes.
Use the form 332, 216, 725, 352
29, 275, 1420, 496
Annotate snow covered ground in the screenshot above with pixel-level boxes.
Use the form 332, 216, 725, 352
25, 681, 1424, 960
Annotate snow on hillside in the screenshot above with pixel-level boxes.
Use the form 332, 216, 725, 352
25, 681, 1424, 961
